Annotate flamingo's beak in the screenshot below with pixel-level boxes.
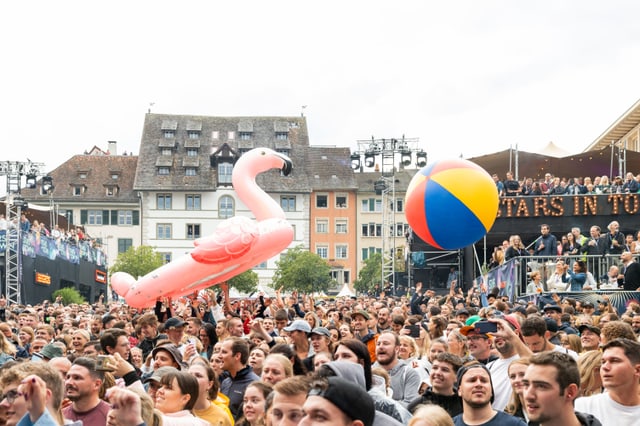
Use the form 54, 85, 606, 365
280, 156, 293, 176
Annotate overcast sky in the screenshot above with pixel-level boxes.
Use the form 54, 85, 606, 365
3, 1, 640, 186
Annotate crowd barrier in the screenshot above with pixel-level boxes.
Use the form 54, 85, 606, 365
0, 230, 107, 266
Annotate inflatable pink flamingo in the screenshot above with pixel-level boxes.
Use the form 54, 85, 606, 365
110, 147, 294, 308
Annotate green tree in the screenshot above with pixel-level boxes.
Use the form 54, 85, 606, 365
109, 245, 164, 279
226, 269, 259, 294
53, 287, 85, 305
354, 252, 382, 294
272, 245, 332, 294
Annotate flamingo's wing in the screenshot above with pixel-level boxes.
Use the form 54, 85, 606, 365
191, 217, 259, 264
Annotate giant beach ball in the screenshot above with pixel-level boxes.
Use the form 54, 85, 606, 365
405, 159, 499, 250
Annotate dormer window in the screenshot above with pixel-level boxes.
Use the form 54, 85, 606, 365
188, 131, 200, 139
161, 148, 172, 156
105, 186, 119, 197
186, 148, 199, 157
276, 132, 288, 140
110, 172, 120, 180
157, 167, 170, 175
163, 130, 175, 138
185, 167, 197, 176
72, 186, 84, 196
239, 132, 252, 140
78, 172, 88, 179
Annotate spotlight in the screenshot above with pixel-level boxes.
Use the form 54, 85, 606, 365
364, 151, 376, 168
350, 153, 361, 170
42, 176, 54, 194
400, 149, 412, 166
416, 150, 427, 167
374, 179, 387, 195
25, 174, 37, 189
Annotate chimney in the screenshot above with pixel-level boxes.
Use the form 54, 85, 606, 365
107, 141, 118, 155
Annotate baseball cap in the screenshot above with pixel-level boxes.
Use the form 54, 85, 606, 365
308, 377, 375, 426
578, 324, 601, 335
163, 317, 187, 330
350, 310, 371, 321
151, 344, 185, 370
310, 327, 331, 338
283, 319, 312, 333
455, 308, 470, 317
460, 315, 482, 336
543, 304, 562, 313
39, 343, 63, 360
143, 366, 179, 384
503, 314, 521, 332
581, 301, 594, 309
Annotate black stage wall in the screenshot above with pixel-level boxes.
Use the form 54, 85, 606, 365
19, 255, 106, 305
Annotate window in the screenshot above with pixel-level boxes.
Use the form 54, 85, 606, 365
117, 238, 132, 253
361, 198, 382, 212
227, 131, 235, 140
255, 261, 268, 269
362, 247, 381, 260
239, 132, 252, 140
88, 210, 103, 225
218, 162, 233, 184
316, 245, 328, 259
118, 210, 133, 225
186, 224, 201, 239
157, 224, 172, 239
396, 223, 405, 237
316, 219, 328, 233
185, 167, 197, 176
79, 172, 87, 179
362, 223, 382, 237
280, 196, 296, 212
316, 194, 328, 208
276, 132, 288, 140
336, 219, 347, 234
186, 148, 198, 157
336, 195, 347, 208
395, 199, 404, 212
211, 131, 219, 140
73, 186, 82, 196
111, 173, 119, 180
188, 131, 200, 139
157, 194, 172, 210
343, 270, 350, 284
160, 252, 172, 264
164, 130, 175, 138
186, 194, 201, 210
336, 245, 348, 259
157, 167, 170, 175
161, 148, 172, 156
219, 195, 234, 218
106, 186, 118, 197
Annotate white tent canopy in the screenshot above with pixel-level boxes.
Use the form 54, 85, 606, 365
336, 283, 355, 297
539, 141, 571, 158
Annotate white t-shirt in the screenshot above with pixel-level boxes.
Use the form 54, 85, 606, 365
487, 354, 519, 411
575, 392, 640, 426
551, 344, 578, 360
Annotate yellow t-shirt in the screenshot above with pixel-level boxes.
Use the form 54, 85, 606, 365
193, 400, 233, 426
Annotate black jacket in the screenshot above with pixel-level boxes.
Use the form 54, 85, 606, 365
407, 387, 462, 417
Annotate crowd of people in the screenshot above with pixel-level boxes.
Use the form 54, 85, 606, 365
493, 171, 640, 196
0, 277, 637, 426
488, 221, 640, 293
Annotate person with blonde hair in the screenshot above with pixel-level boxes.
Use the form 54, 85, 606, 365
577, 350, 602, 397
446, 329, 469, 361
409, 404, 454, 426
261, 353, 293, 386
504, 357, 530, 422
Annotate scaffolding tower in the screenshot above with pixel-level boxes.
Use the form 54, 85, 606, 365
1, 161, 45, 305
353, 137, 425, 294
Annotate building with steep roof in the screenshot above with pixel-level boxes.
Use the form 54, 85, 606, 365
21, 142, 140, 267
134, 113, 313, 285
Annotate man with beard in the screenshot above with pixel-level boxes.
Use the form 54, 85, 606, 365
63, 357, 110, 425
351, 310, 378, 362
487, 315, 532, 411
376, 307, 392, 333
407, 352, 463, 417
631, 314, 640, 335
460, 324, 498, 365
523, 352, 602, 426
372, 331, 420, 407
453, 363, 526, 426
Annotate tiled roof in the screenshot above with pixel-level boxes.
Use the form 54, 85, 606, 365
134, 113, 313, 193
21, 155, 139, 203
307, 146, 358, 190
